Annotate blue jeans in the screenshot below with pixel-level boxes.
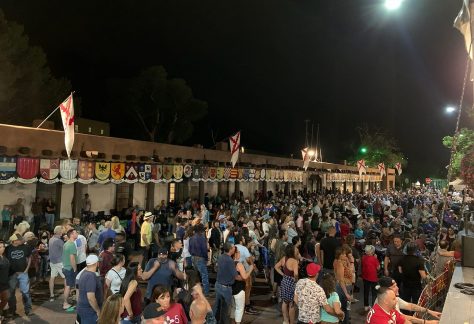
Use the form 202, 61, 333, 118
8, 273, 32, 313
45, 213, 55, 230
213, 283, 233, 324
78, 310, 98, 324
192, 256, 209, 295
336, 284, 352, 324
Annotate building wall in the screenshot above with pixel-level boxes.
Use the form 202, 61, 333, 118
86, 183, 116, 214
154, 183, 168, 207
60, 184, 74, 219
133, 183, 147, 208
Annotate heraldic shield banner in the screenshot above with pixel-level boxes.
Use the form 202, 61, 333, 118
60, 160, 78, 183
0, 157, 16, 184
17, 158, 39, 183
95, 162, 110, 184
39, 159, 60, 184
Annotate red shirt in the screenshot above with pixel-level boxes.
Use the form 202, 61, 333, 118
366, 303, 405, 324
340, 223, 350, 238
362, 255, 380, 282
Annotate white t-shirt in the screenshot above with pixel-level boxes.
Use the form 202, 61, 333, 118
236, 244, 251, 271
75, 235, 87, 263
105, 267, 126, 294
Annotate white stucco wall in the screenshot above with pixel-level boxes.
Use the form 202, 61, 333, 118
60, 184, 74, 219
86, 183, 116, 214
133, 183, 146, 208
154, 183, 168, 207
203, 182, 218, 198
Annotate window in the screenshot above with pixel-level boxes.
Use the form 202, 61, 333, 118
169, 183, 176, 203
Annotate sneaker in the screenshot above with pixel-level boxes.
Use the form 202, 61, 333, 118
50, 296, 55, 302
351, 298, 359, 304
25, 308, 31, 316
245, 306, 260, 315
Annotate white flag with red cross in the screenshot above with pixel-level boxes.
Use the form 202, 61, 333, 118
59, 93, 75, 158
229, 131, 240, 168
377, 162, 386, 177
395, 162, 402, 175
357, 159, 367, 177
301, 147, 310, 171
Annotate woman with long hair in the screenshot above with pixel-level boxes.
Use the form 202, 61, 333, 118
231, 248, 254, 324
320, 273, 344, 324
119, 261, 143, 324
333, 245, 353, 324
105, 253, 126, 296
98, 293, 124, 324
142, 285, 187, 324
274, 244, 298, 324
0, 241, 9, 321
111, 216, 125, 233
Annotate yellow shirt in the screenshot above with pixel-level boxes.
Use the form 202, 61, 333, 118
140, 221, 152, 247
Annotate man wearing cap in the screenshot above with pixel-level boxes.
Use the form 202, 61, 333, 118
294, 262, 343, 324
141, 247, 186, 303
374, 277, 441, 324
5, 233, 32, 317
77, 254, 103, 323
141, 212, 154, 269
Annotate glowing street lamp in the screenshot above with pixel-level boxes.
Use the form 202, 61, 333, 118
385, 0, 404, 10
360, 147, 368, 154
445, 106, 457, 114
308, 149, 315, 157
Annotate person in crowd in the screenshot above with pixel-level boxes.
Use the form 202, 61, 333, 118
209, 220, 222, 272
317, 226, 340, 276
375, 277, 441, 324
190, 224, 210, 295
274, 244, 298, 324
105, 253, 126, 296
75, 227, 88, 272
270, 230, 287, 301
45, 198, 56, 231
120, 261, 143, 324
73, 217, 85, 236
31, 197, 43, 235
87, 221, 100, 253
320, 272, 345, 324
182, 227, 194, 269
111, 216, 125, 233
190, 283, 216, 324
294, 262, 343, 324
0, 240, 10, 321
37, 231, 50, 282
362, 245, 380, 312
115, 231, 131, 263
141, 247, 186, 303
286, 221, 298, 243
82, 193, 92, 218
98, 221, 117, 250
398, 242, 427, 304
367, 287, 406, 324
5, 233, 32, 317
142, 285, 188, 324
384, 234, 404, 287
99, 238, 116, 276
235, 233, 258, 315
77, 254, 103, 324
333, 245, 353, 324
140, 212, 154, 269
62, 228, 78, 311
213, 242, 237, 324
169, 238, 184, 272
432, 240, 454, 277
231, 247, 254, 324
49, 225, 65, 301
98, 293, 124, 324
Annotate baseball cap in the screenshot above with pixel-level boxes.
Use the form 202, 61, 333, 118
158, 247, 168, 255
86, 254, 99, 265
306, 263, 321, 277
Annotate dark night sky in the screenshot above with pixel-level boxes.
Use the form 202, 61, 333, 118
1, 0, 471, 179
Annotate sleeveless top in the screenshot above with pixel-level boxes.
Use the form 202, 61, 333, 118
232, 261, 245, 295
283, 257, 294, 277
122, 282, 143, 318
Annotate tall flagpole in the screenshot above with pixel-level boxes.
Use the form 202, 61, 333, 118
36, 91, 75, 129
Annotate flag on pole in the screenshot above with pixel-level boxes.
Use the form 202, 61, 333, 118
454, 0, 473, 60
301, 147, 310, 171
377, 162, 386, 177
357, 159, 367, 177
59, 93, 75, 158
229, 131, 240, 168
395, 162, 402, 176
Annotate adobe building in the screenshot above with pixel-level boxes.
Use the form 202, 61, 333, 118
0, 124, 395, 220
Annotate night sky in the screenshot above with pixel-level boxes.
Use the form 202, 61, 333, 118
1, 0, 471, 180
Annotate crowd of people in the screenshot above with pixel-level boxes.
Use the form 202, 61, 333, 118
0, 187, 472, 324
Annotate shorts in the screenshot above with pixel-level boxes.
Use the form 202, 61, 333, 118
63, 268, 76, 287
50, 263, 65, 278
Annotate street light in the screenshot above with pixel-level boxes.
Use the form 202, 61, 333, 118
308, 149, 315, 157
385, 0, 404, 10
445, 106, 457, 114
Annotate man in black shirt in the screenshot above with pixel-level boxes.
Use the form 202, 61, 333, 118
317, 226, 340, 275
6, 233, 32, 317
213, 243, 237, 324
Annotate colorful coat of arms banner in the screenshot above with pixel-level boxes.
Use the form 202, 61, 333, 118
0, 157, 16, 184
95, 162, 111, 184
39, 159, 60, 184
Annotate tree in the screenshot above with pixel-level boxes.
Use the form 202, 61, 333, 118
349, 124, 406, 169
107, 66, 207, 144
442, 128, 474, 179
460, 148, 474, 188
0, 10, 71, 126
